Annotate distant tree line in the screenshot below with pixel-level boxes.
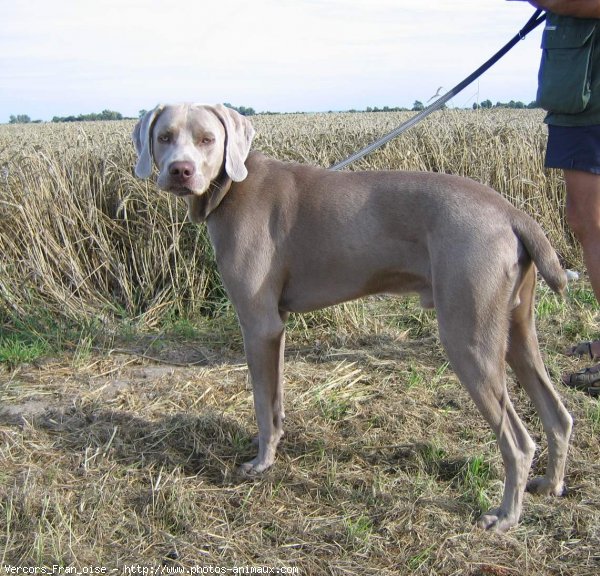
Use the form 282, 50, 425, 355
8, 105, 256, 125
223, 103, 256, 116
7, 100, 539, 124
366, 105, 412, 113
364, 100, 540, 113
366, 102, 447, 112
9, 114, 41, 124
472, 99, 539, 110
51, 109, 124, 122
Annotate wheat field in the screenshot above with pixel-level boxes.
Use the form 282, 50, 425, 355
0, 109, 578, 329
0, 110, 599, 573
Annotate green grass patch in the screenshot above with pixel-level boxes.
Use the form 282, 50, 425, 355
585, 402, 600, 436
344, 514, 374, 548
536, 286, 567, 318
458, 455, 493, 511
0, 334, 50, 368
570, 285, 599, 310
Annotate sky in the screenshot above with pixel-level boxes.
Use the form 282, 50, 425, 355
1, 0, 545, 122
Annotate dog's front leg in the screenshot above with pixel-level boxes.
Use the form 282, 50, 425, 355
238, 315, 287, 476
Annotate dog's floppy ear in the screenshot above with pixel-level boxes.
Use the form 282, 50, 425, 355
209, 104, 255, 182
132, 105, 164, 179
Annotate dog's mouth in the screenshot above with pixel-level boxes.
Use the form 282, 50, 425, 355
158, 170, 216, 199
162, 179, 209, 198
167, 186, 195, 198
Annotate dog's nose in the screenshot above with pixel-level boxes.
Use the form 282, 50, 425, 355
169, 161, 195, 180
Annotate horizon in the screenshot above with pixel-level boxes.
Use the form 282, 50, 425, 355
7, 97, 542, 125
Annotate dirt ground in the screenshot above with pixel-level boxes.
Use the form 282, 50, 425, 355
1, 295, 599, 574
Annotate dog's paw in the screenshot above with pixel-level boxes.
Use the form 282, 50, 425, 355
237, 457, 273, 478
526, 476, 566, 496
477, 508, 518, 532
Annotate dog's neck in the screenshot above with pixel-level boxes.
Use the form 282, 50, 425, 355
185, 165, 233, 223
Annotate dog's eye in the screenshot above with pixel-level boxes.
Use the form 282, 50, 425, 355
157, 133, 171, 143
200, 137, 214, 145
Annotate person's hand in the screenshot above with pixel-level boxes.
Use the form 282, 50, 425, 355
527, 0, 600, 18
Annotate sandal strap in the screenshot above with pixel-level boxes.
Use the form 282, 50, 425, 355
565, 365, 600, 390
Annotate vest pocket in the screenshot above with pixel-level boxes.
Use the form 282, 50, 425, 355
537, 21, 596, 114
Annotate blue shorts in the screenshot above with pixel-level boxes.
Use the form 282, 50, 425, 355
545, 124, 600, 174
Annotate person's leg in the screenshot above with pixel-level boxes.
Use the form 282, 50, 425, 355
564, 169, 600, 301
544, 125, 600, 374
564, 169, 600, 362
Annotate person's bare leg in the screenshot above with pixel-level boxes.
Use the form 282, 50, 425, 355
564, 169, 600, 298
564, 169, 600, 361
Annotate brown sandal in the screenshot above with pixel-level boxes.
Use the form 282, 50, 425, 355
562, 364, 600, 396
566, 341, 600, 361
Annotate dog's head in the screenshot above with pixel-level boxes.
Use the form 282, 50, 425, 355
132, 103, 255, 222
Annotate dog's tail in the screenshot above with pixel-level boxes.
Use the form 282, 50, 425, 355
511, 211, 567, 295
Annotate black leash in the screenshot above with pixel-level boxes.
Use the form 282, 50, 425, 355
329, 9, 547, 171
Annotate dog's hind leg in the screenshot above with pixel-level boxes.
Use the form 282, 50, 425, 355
506, 267, 572, 497
436, 287, 536, 531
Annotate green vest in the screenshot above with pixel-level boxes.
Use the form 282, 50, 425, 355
537, 13, 600, 126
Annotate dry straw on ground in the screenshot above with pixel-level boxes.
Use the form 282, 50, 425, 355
0, 110, 599, 573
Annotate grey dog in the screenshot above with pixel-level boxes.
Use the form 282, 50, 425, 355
133, 103, 572, 532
